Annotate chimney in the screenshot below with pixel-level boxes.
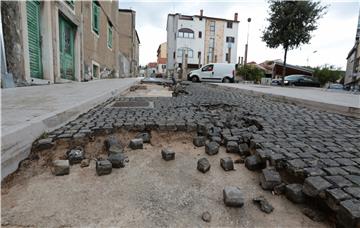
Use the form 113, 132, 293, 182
234, 13, 238, 21
200, 9, 203, 17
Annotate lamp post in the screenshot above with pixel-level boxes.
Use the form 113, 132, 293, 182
306, 50, 317, 66
244, 17, 251, 65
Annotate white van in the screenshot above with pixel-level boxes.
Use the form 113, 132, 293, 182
187, 63, 235, 83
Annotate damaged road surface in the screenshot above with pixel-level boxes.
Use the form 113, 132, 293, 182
2, 83, 359, 227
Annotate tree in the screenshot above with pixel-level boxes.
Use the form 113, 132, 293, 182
237, 65, 265, 83
313, 64, 344, 85
262, 1, 327, 86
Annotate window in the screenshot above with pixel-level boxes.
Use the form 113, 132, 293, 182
178, 28, 194, 39
210, 21, 215, 36
198, 31, 202, 38
92, 64, 99, 78
226, 53, 229, 62
107, 22, 113, 48
226, 36, 235, 43
202, 64, 213, 72
227, 21, 233, 28
162, 65, 166, 69
92, 1, 100, 34
209, 38, 215, 48
66, 0, 74, 8
173, 52, 176, 59
177, 48, 193, 58
198, 51, 201, 58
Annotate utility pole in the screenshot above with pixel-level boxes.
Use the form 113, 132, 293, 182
198, 51, 201, 69
228, 46, 231, 63
244, 18, 251, 65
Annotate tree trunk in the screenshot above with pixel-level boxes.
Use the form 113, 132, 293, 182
281, 47, 288, 86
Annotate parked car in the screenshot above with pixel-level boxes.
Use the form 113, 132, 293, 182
328, 83, 344, 90
271, 79, 282, 85
284, 75, 320, 87
187, 63, 235, 83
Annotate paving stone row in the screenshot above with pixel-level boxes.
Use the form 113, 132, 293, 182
37, 82, 360, 227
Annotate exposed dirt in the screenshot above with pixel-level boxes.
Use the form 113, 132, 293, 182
2, 131, 330, 227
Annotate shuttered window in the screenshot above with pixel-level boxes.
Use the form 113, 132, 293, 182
26, 1, 43, 79
92, 1, 100, 34
107, 22, 112, 48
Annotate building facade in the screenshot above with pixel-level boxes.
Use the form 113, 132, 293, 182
1, 1, 139, 87
157, 42, 167, 74
166, 10, 239, 77
118, 9, 140, 78
344, 10, 360, 89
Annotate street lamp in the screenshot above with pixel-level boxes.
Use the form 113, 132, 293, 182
244, 18, 251, 65
306, 50, 317, 66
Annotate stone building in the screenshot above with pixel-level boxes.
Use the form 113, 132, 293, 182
118, 9, 140, 78
157, 42, 167, 74
166, 10, 239, 77
1, 1, 139, 87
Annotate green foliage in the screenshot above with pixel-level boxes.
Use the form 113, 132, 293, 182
262, 1, 327, 51
312, 65, 344, 85
237, 65, 265, 83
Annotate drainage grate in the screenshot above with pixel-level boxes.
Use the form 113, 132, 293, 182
109, 100, 154, 108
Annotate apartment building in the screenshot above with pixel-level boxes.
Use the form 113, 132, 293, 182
344, 10, 360, 89
166, 10, 239, 77
157, 42, 167, 74
118, 9, 140, 77
1, 1, 139, 87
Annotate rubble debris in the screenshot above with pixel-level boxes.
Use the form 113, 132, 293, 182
161, 148, 175, 161
197, 158, 211, 173
104, 135, 123, 151
96, 160, 112, 176
226, 141, 239, 153
223, 186, 244, 207
285, 183, 305, 203
220, 157, 234, 171
80, 159, 90, 168
274, 183, 286, 195
201, 211, 211, 223
193, 136, 206, 147
135, 132, 151, 143
129, 138, 143, 150
245, 155, 266, 171
52, 160, 70, 176
253, 196, 274, 214
108, 153, 126, 168
302, 207, 326, 222
205, 141, 219, 155
66, 148, 85, 165
259, 168, 282, 190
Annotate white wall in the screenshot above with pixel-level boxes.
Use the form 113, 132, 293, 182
176, 17, 205, 65
222, 22, 239, 63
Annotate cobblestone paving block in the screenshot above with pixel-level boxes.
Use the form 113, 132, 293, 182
52, 160, 70, 176
66, 148, 85, 165
303, 176, 333, 197
129, 138, 143, 150
205, 141, 219, 156
260, 168, 282, 190
35, 138, 55, 150
193, 136, 206, 147
220, 157, 234, 171
135, 132, 151, 143
226, 141, 239, 153
197, 157, 211, 173
325, 188, 351, 211
96, 160, 112, 176
285, 183, 306, 204
161, 148, 175, 161
245, 155, 266, 171
223, 186, 244, 207
337, 199, 360, 228
108, 153, 126, 168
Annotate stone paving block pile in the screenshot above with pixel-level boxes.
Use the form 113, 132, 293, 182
34, 82, 360, 227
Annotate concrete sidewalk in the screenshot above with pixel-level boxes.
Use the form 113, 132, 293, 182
216, 83, 360, 117
1, 78, 140, 179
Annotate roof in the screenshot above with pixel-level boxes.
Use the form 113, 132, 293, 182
147, 62, 157, 68
118, 9, 135, 13
168, 13, 239, 23
273, 60, 314, 73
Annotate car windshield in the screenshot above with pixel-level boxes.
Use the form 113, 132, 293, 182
285, 75, 301, 80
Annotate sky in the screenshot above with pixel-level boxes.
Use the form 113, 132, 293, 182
119, 0, 360, 70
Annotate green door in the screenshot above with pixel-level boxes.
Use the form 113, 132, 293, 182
26, 1, 43, 79
59, 15, 75, 80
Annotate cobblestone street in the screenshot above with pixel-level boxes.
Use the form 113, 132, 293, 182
2, 82, 360, 227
